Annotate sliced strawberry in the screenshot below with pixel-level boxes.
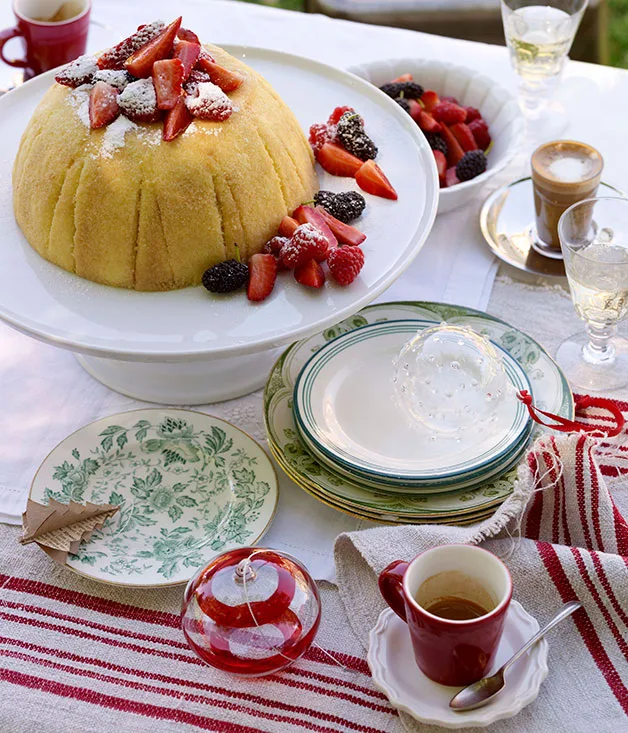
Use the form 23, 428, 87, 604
247, 253, 278, 302
355, 160, 397, 200
408, 99, 423, 124
294, 259, 325, 289
195, 48, 215, 67
328, 106, 355, 125
432, 101, 467, 125
421, 90, 440, 112
281, 224, 329, 269
177, 27, 200, 44
315, 207, 366, 246
416, 109, 441, 134
163, 95, 193, 141
173, 41, 200, 80
440, 124, 465, 166
125, 16, 182, 78
433, 150, 447, 187
293, 205, 338, 257
196, 56, 244, 92
278, 216, 299, 238
468, 118, 491, 150
450, 122, 478, 152
445, 167, 460, 187
153, 58, 185, 110
391, 73, 413, 83
465, 106, 482, 122
97, 20, 165, 70
316, 143, 362, 177
89, 81, 120, 129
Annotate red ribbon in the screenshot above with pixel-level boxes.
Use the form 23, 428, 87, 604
517, 390, 625, 438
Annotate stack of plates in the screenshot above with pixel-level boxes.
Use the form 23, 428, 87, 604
263, 302, 573, 526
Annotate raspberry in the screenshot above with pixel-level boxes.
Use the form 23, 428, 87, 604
328, 106, 355, 125
465, 106, 482, 122
309, 122, 337, 153
281, 224, 329, 269
202, 259, 248, 293
432, 102, 467, 125
468, 118, 491, 151
263, 236, 289, 256
97, 20, 165, 70
55, 54, 99, 87
93, 69, 134, 91
185, 81, 233, 121
455, 150, 487, 181
183, 69, 211, 97
328, 245, 364, 286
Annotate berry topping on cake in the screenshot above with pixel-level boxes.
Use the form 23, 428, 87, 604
97, 20, 165, 70
93, 69, 135, 91
281, 223, 329, 269
177, 27, 200, 44
173, 40, 200, 79
379, 81, 424, 100
313, 190, 366, 223
55, 54, 99, 87
355, 160, 398, 200
118, 78, 160, 122
125, 16, 182, 78
195, 56, 244, 92
247, 254, 278, 302
202, 259, 249, 293
89, 81, 120, 129
337, 112, 378, 161
294, 259, 326, 289
424, 131, 448, 157
185, 82, 233, 121
183, 69, 211, 96
456, 150, 487, 181
153, 58, 185, 110
327, 245, 365, 286
162, 95, 193, 141
316, 143, 363, 177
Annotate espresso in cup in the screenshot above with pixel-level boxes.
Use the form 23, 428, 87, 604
33, 1, 85, 22
416, 570, 495, 620
531, 141, 603, 259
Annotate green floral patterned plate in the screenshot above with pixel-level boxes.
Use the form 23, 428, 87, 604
30, 409, 278, 587
263, 301, 573, 519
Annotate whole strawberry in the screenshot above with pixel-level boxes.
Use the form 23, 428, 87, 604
281, 224, 329, 269
328, 245, 365, 286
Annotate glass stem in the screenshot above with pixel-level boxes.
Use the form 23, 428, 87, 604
583, 322, 617, 365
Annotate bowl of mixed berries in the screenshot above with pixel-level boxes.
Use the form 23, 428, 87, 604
348, 59, 524, 214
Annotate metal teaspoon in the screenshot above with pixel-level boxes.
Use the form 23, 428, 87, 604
449, 601, 582, 712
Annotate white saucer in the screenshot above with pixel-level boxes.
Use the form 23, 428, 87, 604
368, 602, 549, 729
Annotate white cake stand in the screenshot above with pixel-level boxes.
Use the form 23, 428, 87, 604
0, 46, 438, 404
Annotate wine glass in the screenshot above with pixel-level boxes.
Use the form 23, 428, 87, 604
557, 197, 628, 392
500, 0, 588, 142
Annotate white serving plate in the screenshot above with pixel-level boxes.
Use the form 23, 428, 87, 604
293, 320, 531, 484
0, 46, 438, 402
368, 603, 549, 728
347, 59, 524, 214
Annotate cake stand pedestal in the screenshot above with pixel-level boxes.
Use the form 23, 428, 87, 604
75, 348, 284, 405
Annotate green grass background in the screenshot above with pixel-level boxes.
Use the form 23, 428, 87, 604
244, 0, 628, 68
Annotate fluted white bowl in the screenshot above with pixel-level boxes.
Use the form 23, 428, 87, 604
347, 59, 524, 214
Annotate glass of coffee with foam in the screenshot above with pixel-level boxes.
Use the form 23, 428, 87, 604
531, 140, 603, 259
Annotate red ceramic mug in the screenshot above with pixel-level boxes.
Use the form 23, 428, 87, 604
0, 0, 91, 78
379, 544, 512, 686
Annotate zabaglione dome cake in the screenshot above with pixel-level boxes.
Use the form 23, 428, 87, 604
12, 18, 318, 291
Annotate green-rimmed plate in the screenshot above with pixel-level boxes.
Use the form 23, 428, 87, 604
263, 301, 573, 520
29, 409, 278, 587
293, 320, 531, 486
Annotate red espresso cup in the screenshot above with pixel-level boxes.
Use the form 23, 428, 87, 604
379, 544, 513, 686
0, 0, 91, 78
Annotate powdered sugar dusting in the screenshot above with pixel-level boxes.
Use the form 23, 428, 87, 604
55, 54, 99, 87
118, 78, 157, 119
94, 69, 133, 91
100, 115, 138, 158
67, 86, 91, 127
185, 82, 233, 121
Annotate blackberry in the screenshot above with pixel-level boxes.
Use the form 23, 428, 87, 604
337, 112, 377, 161
379, 81, 424, 100
314, 190, 366, 223
455, 150, 488, 182
425, 132, 448, 156
395, 97, 410, 114
202, 259, 248, 293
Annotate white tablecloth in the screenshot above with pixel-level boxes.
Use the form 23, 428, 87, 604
1, 0, 628, 582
